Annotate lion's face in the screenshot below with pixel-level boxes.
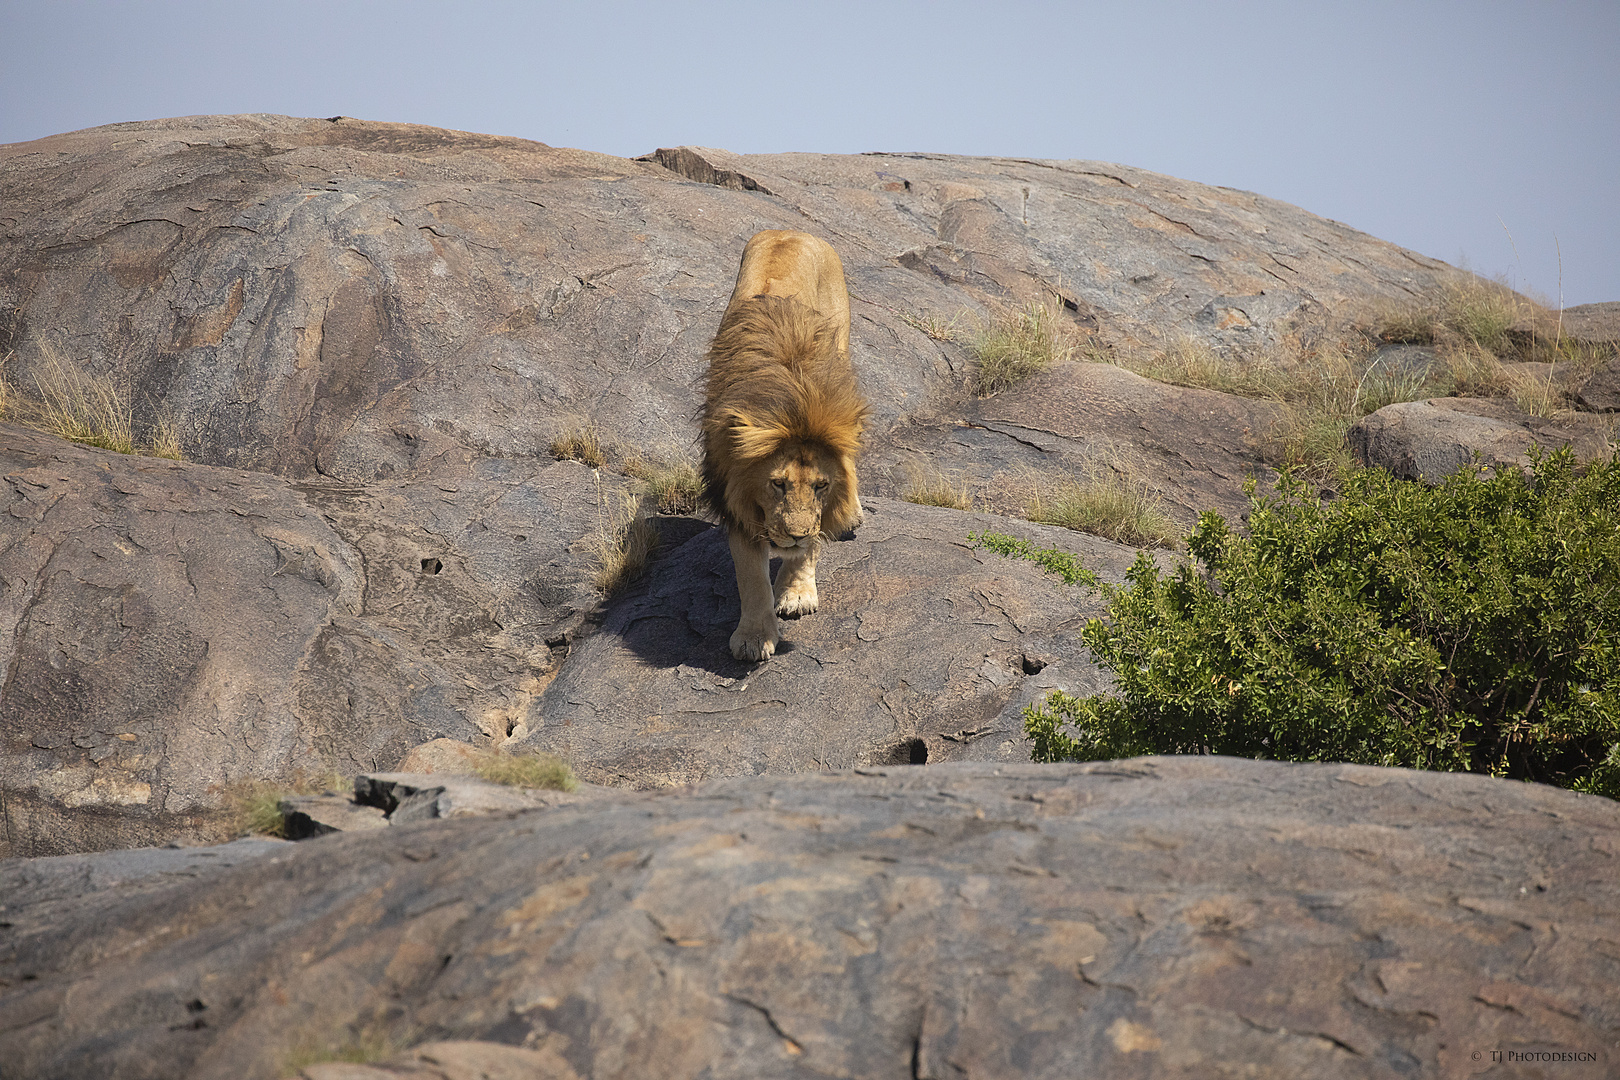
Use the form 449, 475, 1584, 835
754, 440, 844, 549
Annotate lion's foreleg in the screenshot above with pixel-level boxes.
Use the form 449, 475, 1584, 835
728, 529, 780, 660
773, 538, 820, 618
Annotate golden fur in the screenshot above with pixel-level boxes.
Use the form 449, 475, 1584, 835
700, 231, 869, 660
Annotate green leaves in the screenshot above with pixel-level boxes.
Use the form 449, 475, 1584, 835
1023, 448, 1620, 798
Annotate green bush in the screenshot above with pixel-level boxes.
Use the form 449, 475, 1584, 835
1022, 447, 1620, 797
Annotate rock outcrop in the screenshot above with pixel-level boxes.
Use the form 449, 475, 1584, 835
1347, 397, 1611, 482
0, 423, 620, 855
0, 113, 1556, 853
2, 759, 1615, 1079
1, 115, 1466, 497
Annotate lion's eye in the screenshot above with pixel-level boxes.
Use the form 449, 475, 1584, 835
771, 480, 787, 493
812, 480, 829, 492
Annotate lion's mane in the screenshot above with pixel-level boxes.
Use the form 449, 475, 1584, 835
700, 294, 868, 542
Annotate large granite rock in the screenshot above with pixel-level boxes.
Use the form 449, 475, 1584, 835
2, 759, 1615, 1079
0, 113, 1553, 855
1347, 397, 1611, 482
512, 497, 1153, 786
0, 423, 621, 856
0, 115, 1470, 495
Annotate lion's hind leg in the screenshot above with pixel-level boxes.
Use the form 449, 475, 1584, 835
728, 529, 781, 660
773, 539, 820, 618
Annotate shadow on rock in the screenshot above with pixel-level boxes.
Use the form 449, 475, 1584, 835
512, 496, 1156, 787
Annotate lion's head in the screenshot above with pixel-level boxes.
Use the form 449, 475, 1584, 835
700, 295, 868, 547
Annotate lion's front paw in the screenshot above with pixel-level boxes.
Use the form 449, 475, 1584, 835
730, 620, 780, 661
775, 582, 819, 618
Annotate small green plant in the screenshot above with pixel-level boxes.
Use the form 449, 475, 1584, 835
624, 455, 705, 515
968, 531, 1100, 587
971, 299, 1070, 395
1024, 447, 1620, 798
903, 465, 973, 510
549, 422, 607, 467
1027, 469, 1180, 550
473, 749, 578, 791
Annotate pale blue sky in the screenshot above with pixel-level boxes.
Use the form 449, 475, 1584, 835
4, 0, 1616, 305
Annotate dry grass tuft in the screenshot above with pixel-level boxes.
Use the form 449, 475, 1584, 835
549, 422, 607, 467
1369, 277, 1614, 414
1108, 332, 1454, 478
223, 769, 348, 838
903, 464, 974, 510
472, 748, 577, 791
2, 345, 184, 459
624, 455, 706, 515
899, 310, 966, 342
282, 1029, 401, 1075
588, 482, 660, 595
971, 299, 1073, 395
148, 409, 184, 461
1027, 468, 1181, 550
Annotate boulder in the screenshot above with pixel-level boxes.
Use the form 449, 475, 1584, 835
511, 497, 1154, 786
1576, 356, 1620, 412
0, 423, 622, 856
1555, 301, 1620, 346
1347, 397, 1610, 482
351, 771, 599, 823
2, 759, 1615, 1079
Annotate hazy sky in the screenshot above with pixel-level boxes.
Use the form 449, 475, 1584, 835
4, 0, 1616, 305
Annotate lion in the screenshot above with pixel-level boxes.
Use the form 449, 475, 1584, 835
700, 230, 870, 661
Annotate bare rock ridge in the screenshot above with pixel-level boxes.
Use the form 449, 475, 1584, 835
0, 113, 1465, 494
2, 760, 1616, 1079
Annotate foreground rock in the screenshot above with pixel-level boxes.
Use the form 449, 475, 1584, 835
513, 497, 1153, 786
0, 424, 620, 856
2, 759, 1615, 1079
1348, 397, 1611, 482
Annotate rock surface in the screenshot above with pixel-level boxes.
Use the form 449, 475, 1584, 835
512, 497, 1155, 786
0, 423, 620, 856
2, 759, 1615, 1079
0, 115, 1467, 493
1347, 397, 1611, 482
859, 356, 1285, 541
0, 113, 1571, 853
1576, 356, 1620, 412
1557, 301, 1620, 346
